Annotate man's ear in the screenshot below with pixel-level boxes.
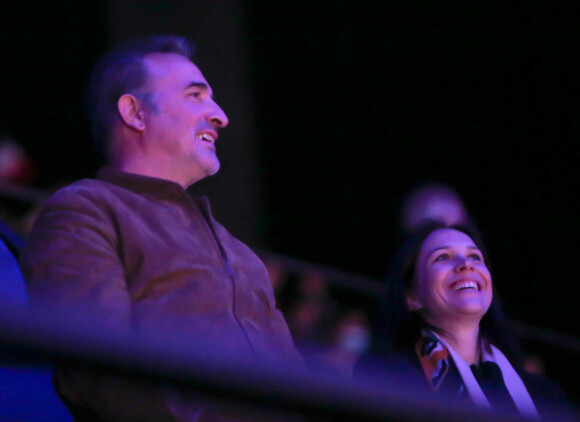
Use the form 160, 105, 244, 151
118, 94, 146, 131
406, 291, 423, 311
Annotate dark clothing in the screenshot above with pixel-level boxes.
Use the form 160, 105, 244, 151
21, 169, 303, 421
355, 349, 573, 421
0, 236, 27, 304
0, 237, 72, 421
470, 361, 518, 415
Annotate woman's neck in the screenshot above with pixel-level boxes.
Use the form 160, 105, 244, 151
437, 323, 481, 365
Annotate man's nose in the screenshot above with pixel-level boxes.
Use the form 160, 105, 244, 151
207, 102, 229, 128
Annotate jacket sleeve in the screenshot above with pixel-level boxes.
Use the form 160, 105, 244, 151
21, 186, 131, 331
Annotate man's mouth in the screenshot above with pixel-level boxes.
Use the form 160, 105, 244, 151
450, 280, 481, 292
197, 131, 217, 144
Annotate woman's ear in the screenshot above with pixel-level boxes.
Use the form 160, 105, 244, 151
406, 291, 423, 311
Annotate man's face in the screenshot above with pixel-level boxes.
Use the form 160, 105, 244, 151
140, 53, 228, 186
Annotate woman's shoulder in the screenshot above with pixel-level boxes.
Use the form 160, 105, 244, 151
517, 369, 566, 398
517, 369, 577, 421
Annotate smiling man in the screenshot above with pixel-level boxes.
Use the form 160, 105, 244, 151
113, 52, 225, 186
21, 35, 303, 421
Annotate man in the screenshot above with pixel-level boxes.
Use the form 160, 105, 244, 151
21, 35, 303, 421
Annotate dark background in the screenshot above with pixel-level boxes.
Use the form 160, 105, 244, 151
2, 0, 579, 400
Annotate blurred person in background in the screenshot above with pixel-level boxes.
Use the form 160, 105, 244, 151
263, 257, 289, 295
285, 270, 338, 356
400, 182, 470, 235
0, 132, 37, 186
355, 221, 572, 420
0, 132, 43, 237
317, 310, 371, 378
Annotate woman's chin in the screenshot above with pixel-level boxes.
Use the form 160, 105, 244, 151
447, 293, 490, 314
453, 302, 489, 320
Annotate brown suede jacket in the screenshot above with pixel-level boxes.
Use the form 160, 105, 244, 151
21, 168, 303, 421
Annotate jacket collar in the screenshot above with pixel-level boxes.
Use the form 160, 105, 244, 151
96, 168, 210, 207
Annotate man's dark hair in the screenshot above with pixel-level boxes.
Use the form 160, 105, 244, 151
372, 219, 521, 364
87, 35, 194, 157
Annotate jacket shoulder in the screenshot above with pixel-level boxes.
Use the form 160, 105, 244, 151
42, 179, 138, 218
46, 179, 116, 203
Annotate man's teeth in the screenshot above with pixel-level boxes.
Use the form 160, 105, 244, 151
452, 281, 479, 291
198, 133, 215, 143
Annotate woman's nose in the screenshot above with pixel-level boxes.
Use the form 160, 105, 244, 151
455, 256, 474, 272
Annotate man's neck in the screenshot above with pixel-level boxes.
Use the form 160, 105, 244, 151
113, 157, 199, 189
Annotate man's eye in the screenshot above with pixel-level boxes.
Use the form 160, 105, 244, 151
434, 253, 449, 262
189, 91, 202, 99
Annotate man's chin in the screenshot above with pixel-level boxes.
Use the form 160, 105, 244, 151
205, 161, 220, 177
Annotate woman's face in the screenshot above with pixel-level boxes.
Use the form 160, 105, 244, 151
406, 228, 493, 329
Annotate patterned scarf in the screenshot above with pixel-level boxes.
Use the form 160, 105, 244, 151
415, 330, 539, 419
415, 330, 451, 391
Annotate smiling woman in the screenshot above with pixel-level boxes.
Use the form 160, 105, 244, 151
355, 221, 572, 420
407, 228, 493, 346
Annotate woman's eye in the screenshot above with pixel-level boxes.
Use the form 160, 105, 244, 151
469, 254, 482, 261
434, 253, 450, 262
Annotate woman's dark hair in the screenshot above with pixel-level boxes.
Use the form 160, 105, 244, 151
374, 219, 521, 363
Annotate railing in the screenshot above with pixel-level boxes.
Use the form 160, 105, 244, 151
0, 305, 534, 422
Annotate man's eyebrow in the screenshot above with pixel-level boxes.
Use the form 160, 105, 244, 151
184, 82, 213, 97
185, 81, 208, 90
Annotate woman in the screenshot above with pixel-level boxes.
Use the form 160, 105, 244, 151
356, 221, 570, 420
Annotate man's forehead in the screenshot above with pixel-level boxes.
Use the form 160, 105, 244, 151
142, 52, 207, 85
